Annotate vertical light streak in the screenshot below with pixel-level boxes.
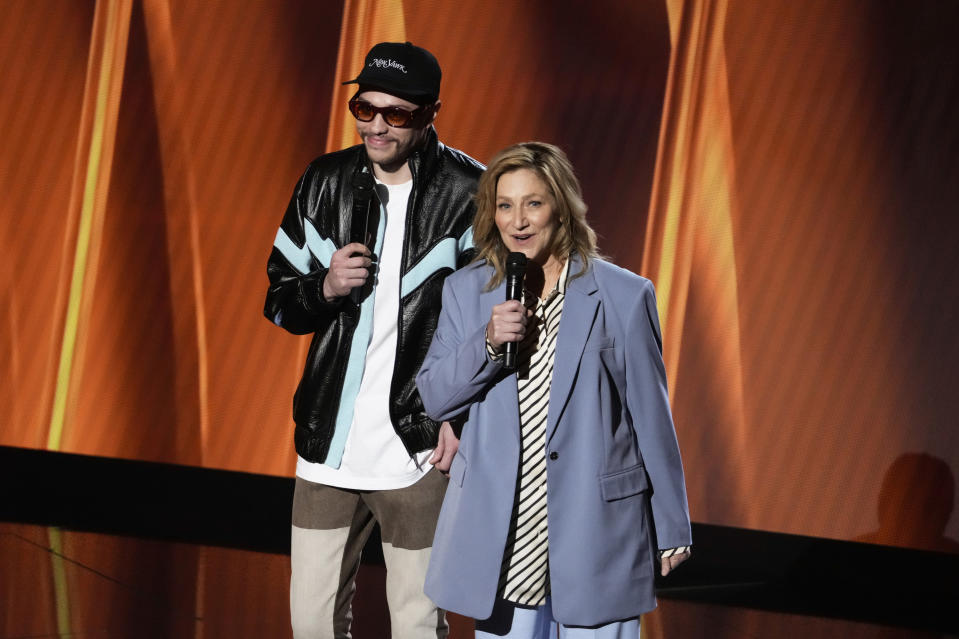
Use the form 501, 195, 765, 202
48, 527, 71, 637
324, 0, 407, 155
48, 0, 133, 450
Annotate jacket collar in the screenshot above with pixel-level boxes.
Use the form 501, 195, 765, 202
353, 124, 440, 188
407, 125, 441, 187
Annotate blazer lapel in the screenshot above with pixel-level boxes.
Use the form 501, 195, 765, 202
546, 260, 599, 443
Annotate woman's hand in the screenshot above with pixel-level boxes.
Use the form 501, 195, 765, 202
486, 300, 530, 350
660, 550, 691, 576
429, 421, 459, 476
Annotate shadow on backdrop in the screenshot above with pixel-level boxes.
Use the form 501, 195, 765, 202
856, 452, 959, 554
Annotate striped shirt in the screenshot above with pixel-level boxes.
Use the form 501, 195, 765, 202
496, 260, 569, 606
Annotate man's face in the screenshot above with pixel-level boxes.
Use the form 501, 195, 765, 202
354, 90, 432, 174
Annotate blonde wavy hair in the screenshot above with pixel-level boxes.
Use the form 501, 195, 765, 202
472, 142, 599, 290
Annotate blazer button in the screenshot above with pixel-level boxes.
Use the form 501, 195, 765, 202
549, 452, 559, 460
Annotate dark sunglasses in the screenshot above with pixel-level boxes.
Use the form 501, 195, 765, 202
348, 99, 431, 128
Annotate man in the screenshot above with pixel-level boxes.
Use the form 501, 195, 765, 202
264, 42, 482, 638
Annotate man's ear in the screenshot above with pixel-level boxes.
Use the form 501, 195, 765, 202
429, 100, 442, 123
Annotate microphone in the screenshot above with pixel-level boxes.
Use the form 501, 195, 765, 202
349, 166, 376, 304
503, 252, 527, 370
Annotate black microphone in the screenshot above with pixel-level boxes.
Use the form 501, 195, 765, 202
349, 166, 376, 304
503, 252, 527, 370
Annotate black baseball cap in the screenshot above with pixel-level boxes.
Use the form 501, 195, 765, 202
342, 42, 441, 105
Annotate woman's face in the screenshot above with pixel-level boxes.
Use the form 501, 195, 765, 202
494, 168, 560, 267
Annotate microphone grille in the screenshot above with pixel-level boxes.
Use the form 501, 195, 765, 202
352, 167, 375, 193
506, 252, 527, 274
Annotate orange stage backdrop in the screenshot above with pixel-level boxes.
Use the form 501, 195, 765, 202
3, 0, 958, 557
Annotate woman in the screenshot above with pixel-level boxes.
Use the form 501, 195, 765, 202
416, 142, 691, 638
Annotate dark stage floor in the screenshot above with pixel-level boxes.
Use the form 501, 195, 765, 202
2, 446, 956, 638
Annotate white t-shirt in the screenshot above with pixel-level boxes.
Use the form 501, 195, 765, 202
296, 179, 434, 490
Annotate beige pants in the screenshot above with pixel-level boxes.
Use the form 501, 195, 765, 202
290, 470, 449, 639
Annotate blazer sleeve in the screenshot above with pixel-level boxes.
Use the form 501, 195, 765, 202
416, 275, 504, 421
625, 279, 692, 550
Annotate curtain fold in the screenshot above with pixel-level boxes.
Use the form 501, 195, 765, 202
142, 0, 207, 465
642, 0, 752, 526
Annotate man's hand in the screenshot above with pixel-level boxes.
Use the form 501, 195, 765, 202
660, 550, 691, 576
429, 421, 459, 475
322, 243, 372, 301
486, 300, 530, 350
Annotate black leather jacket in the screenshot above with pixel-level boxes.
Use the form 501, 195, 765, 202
264, 127, 482, 463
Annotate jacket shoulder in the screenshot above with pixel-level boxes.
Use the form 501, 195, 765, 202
290, 146, 364, 218
302, 145, 364, 180
443, 260, 493, 300
591, 260, 656, 317
437, 143, 485, 181
443, 260, 491, 295
592, 259, 653, 293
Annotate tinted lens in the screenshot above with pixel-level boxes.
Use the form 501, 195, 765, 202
349, 100, 375, 121
383, 108, 413, 127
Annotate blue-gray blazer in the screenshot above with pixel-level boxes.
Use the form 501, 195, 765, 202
416, 256, 691, 627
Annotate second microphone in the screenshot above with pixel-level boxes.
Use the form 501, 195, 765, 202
503, 251, 528, 370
